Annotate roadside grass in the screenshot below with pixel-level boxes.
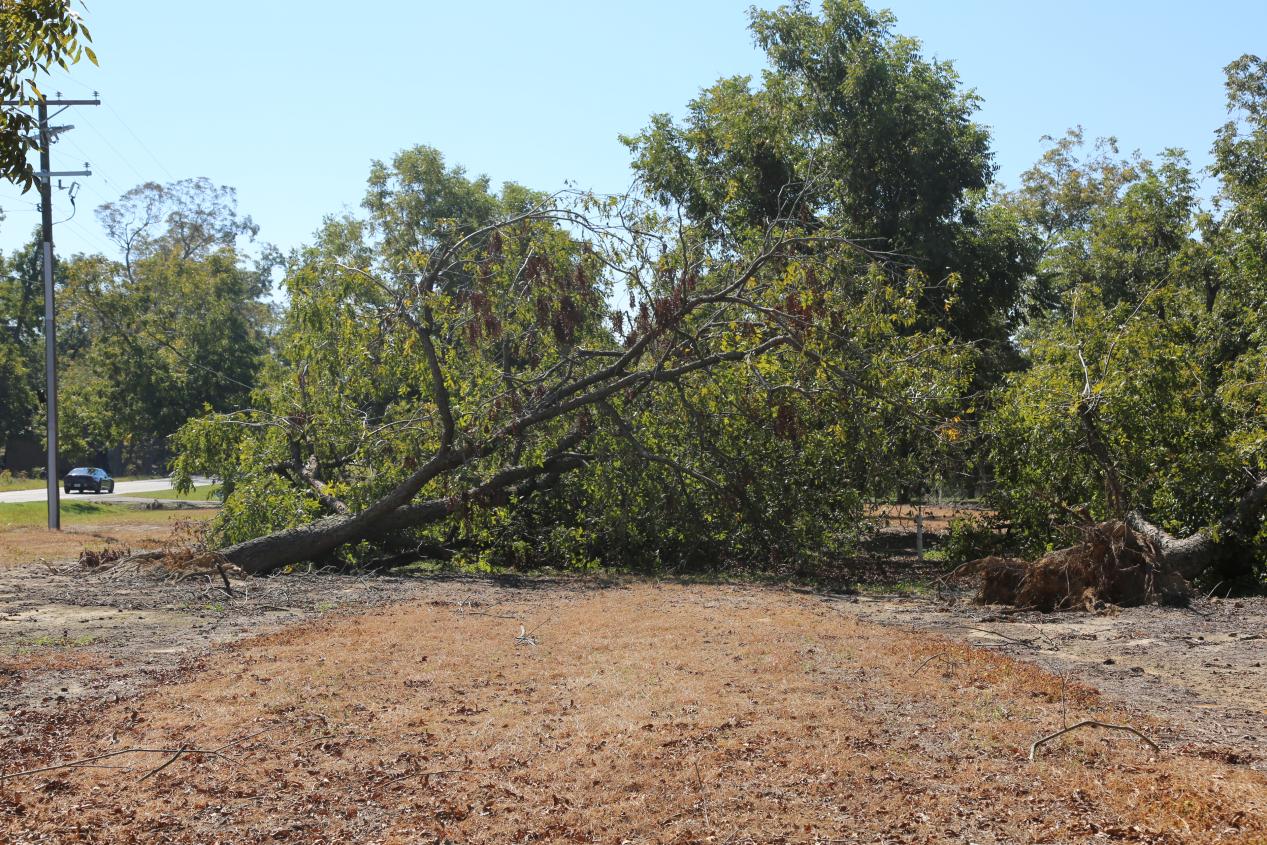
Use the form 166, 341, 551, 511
0, 476, 44, 493
121, 483, 222, 501
0, 501, 215, 567
0, 500, 186, 530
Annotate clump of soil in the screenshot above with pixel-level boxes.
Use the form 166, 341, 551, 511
75, 546, 130, 569
972, 521, 1190, 611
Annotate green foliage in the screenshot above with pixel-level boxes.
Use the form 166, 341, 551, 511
0, 0, 96, 189
0, 179, 272, 472
622, 0, 1033, 347
619, 0, 1035, 518
170, 140, 970, 574
174, 147, 620, 555
941, 512, 1008, 565
0, 233, 58, 448
49, 180, 272, 468
985, 59, 1267, 581
0, 329, 37, 446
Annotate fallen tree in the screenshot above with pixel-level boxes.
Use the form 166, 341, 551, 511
1126, 476, 1267, 579
969, 476, 1267, 610
171, 148, 968, 575
973, 521, 1190, 611
981, 61, 1267, 590
208, 224, 803, 574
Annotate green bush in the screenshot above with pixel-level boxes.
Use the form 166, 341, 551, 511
942, 513, 1011, 565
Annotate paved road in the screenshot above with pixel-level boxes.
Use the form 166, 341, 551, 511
0, 477, 178, 504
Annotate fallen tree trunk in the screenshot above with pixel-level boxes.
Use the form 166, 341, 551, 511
1126, 475, 1267, 579
217, 450, 589, 575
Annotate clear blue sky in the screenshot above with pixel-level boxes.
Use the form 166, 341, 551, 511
2, 1, 1264, 261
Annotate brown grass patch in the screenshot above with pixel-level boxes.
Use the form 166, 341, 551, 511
1, 583, 1262, 843
0, 512, 213, 569
1, 646, 108, 673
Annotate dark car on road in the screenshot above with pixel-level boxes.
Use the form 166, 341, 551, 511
64, 467, 115, 494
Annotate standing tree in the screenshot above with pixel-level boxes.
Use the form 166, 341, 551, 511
622, 0, 1035, 508
622, 0, 1033, 348
984, 57, 1267, 586
47, 179, 273, 469
0, 235, 43, 449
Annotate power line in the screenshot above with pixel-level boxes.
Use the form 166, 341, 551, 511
64, 106, 147, 184
104, 102, 175, 181
60, 217, 114, 256
57, 134, 121, 205
52, 71, 178, 183
0, 193, 41, 208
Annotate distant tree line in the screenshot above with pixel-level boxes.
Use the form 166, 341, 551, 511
0, 179, 274, 472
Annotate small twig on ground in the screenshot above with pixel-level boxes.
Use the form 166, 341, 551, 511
1029, 720, 1160, 762
966, 626, 1041, 649
515, 624, 538, 646
911, 652, 953, 676
3, 727, 276, 783
376, 768, 481, 789
1055, 668, 1070, 729
214, 561, 237, 597
460, 608, 520, 620
1, 748, 230, 781
1027, 624, 1059, 650
209, 726, 276, 754
281, 733, 375, 752
693, 757, 711, 830
513, 613, 554, 647
101, 550, 166, 578
137, 747, 188, 782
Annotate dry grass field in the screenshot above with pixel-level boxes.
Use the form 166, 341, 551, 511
2, 581, 1263, 844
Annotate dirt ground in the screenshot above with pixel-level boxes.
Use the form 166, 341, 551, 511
846, 590, 1267, 762
1, 564, 1265, 844
0, 560, 434, 726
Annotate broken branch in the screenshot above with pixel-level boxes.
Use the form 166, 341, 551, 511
1028, 719, 1160, 762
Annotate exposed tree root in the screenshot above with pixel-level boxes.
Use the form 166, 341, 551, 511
968, 521, 1191, 611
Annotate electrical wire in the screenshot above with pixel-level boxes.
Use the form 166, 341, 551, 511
104, 101, 175, 181
74, 113, 148, 184
52, 70, 178, 183
0, 194, 40, 208
53, 182, 79, 225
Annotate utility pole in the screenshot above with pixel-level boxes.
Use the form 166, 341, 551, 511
2, 94, 98, 529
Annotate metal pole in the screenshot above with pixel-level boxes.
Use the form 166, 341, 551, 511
915, 503, 924, 562
37, 98, 60, 530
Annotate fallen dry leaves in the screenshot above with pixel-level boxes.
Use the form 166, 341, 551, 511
1, 582, 1263, 844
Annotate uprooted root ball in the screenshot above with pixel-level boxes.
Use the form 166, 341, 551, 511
971, 521, 1190, 611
